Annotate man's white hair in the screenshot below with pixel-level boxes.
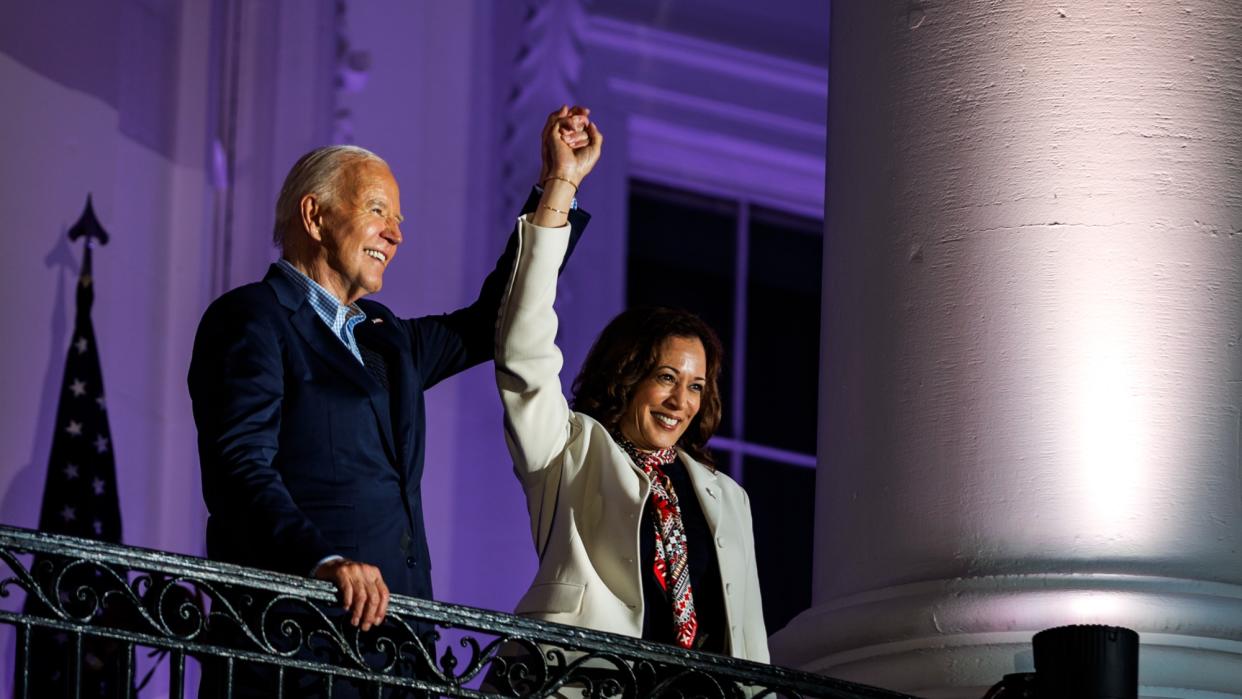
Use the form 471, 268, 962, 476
272, 144, 387, 248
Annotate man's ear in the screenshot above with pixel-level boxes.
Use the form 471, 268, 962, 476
300, 194, 325, 242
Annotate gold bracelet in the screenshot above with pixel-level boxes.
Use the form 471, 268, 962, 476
541, 176, 579, 194
541, 203, 569, 215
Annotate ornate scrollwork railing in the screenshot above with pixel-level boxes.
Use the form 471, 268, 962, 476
0, 525, 919, 698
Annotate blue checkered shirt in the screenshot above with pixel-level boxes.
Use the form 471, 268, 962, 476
275, 259, 367, 365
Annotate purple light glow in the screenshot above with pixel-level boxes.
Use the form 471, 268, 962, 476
1, 4, 830, 693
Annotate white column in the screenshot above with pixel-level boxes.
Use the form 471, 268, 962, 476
770, 3, 1242, 697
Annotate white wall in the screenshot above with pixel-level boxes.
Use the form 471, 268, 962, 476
0, 0, 214, 559
774, 3, 1242, 696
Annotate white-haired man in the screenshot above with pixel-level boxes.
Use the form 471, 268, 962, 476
189, 107, 600, 696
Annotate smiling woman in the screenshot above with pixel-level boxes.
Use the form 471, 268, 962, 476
571, 307, 723, 464
621, 335, 708, 450
496, 236, 768, 660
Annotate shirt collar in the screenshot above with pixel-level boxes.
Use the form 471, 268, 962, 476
275, 258, 367, 333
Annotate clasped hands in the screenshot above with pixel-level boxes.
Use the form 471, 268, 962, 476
533, 104, 602, 227
541, 104, 602, 191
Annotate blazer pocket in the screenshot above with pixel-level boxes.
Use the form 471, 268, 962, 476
514, 582, 585, 616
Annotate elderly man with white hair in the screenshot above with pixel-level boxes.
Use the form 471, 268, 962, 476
188, 106, 601, 696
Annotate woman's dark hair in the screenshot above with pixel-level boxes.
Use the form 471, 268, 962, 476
571, 306, 724, 467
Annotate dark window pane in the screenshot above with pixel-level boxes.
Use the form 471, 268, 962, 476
627, 180, 738, 437
741, 456, 814, 634
744, 207, 823, 454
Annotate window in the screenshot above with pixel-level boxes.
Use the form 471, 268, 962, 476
627, 180, 823, 633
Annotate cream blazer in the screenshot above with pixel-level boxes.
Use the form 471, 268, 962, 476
494, 216, 769, 663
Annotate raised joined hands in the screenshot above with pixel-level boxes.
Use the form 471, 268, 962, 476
540, 104, 602, 189
533, 105, 602, 228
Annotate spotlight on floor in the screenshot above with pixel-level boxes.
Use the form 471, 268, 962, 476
982, 625, 1138, 699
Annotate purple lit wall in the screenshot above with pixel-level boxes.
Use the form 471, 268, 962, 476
0, 0, 207, 558
0, 0, 828, 666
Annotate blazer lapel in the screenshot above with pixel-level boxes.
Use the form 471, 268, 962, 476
264, 266, 399, 465
354, 315, 415, 468
680, 452, 722, 536
681, 452, 749, 654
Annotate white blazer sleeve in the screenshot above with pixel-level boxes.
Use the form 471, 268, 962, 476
495, 214, 573, 481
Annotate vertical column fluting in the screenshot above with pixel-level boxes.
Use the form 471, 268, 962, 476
771, 3, 1242, 697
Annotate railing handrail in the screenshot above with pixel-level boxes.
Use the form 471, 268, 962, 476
0, 524, 919, 698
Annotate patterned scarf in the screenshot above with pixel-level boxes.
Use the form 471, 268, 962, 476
616, 436, 698, 649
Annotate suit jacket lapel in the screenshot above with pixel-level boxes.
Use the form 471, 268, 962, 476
354, 315, 415, 468
681, 452, 750, 654
623, 449, 723, 534
264, 266, 399, 466
680, 452, 722, 536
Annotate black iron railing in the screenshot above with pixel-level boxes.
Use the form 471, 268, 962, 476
0, 525, 919, 698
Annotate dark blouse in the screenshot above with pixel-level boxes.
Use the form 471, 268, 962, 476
638, 458, 727, 653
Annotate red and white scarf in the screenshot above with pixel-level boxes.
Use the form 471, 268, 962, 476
616, 437, 698, 649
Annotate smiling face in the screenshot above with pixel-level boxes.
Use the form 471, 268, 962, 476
310, 159, 404, 304
619, 335, 707, 452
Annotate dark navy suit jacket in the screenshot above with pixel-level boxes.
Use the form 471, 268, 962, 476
189, 195, 588, 601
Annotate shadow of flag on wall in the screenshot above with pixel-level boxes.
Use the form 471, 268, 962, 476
19, 197, 132, 697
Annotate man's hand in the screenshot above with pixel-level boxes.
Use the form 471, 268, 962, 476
314, 558, 390, 631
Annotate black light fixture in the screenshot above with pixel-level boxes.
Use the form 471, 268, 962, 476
982, 625, 1139, 699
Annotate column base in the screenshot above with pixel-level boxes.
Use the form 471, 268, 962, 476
770, 574, 1242, 698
